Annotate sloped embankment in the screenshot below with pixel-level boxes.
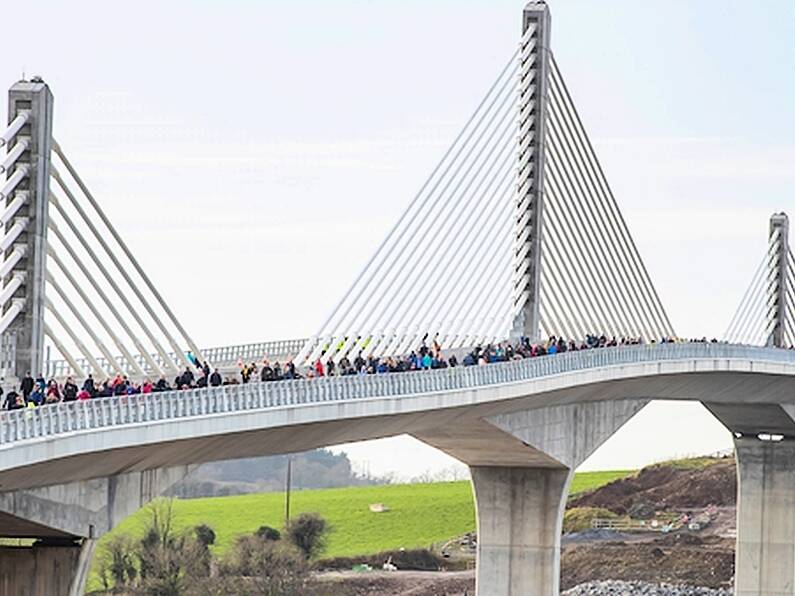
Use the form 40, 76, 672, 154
569, 459, 736, 515
561, 457, 737, 590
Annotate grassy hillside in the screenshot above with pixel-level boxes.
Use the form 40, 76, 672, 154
89, 471, 628, 590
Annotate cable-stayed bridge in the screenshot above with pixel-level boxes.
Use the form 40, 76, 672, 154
0, 3, 794, 596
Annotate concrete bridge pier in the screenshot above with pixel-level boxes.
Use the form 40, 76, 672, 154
734, 437, 795, 596
0, 539, 94, 596
706, 403, 795, 596
0, 465, 191, 596
414, 398, 648, 596
470, 465, 571, 595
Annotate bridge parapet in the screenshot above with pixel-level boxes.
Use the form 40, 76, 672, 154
42, 337, 308, 380
4, 342, 795, 447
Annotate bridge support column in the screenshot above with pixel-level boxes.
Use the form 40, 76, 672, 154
471, 466, 571, 596
0, 538, 94, 596
735, 437, 795, 596
414, 398, 648, 596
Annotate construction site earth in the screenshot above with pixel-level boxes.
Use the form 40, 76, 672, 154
314, 456, 737, 595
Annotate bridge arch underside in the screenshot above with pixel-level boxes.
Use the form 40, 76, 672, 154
3, 358, 795, 596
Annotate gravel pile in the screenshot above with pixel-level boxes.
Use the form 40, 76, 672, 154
563, 581, 732, 595
563, 529, 632, 544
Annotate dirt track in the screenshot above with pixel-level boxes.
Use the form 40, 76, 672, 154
313, 535, 735, 595
314, 570, 475, 595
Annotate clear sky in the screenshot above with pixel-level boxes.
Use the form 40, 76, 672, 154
3, 0, 794, 478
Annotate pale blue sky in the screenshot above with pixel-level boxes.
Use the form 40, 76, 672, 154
3, 1, 794, 476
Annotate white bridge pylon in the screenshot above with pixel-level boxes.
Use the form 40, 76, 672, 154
298, 2, 674, 366
725, 212, 795, 348
0, 79, 204, 380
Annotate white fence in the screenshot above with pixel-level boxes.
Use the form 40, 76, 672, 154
6, 343, 795, 446
43, 338, 308, 378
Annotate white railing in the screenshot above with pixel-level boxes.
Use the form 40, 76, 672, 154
6, 343, 795, 446
200, 339, 307, 365
43, 338, 308, 379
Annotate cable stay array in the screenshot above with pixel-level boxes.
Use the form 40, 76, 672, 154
4, 10, 679, 377
539, 58, 674, 341
725, 222, 795, 347
297, 35, 675, 365
296, 51, 521, 366
0, 95, 205, 380
42, 142, 206, 379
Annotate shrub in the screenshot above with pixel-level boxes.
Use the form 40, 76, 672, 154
195, 524, 216, 547
286, 513, 328, 560
97, 535, 137, 589
255, 525, 281, 542
218, 537, 309, 595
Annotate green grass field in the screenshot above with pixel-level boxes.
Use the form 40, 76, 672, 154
88, 470, 627, 591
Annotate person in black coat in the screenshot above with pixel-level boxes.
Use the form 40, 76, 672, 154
82, 375, 96, 396
20, 373, 34, 399
181, 367, 195, 388
155, 377, 170, 392
63, 377, 78, 401
209, 370, 222, 387
4, 390, 19, 410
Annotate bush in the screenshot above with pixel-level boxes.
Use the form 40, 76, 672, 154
195, 524, 216, 547
286, 513, 328, 560
97, 535, 137, 589
255, 526, 281, 542
218, 537, 309, 595
135, 498, 217, 594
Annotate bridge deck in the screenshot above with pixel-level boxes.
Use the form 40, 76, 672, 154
8, 343, 795, 446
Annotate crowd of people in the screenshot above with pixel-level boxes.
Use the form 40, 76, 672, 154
1, 334, 713, 411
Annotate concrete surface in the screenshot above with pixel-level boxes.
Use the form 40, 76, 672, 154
734, 438, 795, 596
0, 539, 93, 596
472, 466, 571, 596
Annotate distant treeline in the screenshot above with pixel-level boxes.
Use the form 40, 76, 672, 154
166, 449, 380, 498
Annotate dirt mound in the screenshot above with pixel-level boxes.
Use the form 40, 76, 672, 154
561, 537, 734, 589
570, 460, 736, 515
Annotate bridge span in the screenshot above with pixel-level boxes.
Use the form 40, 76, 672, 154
2, 1, 795, 594
2, 343, 795, 595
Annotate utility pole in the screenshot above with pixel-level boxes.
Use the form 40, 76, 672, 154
284, 455, 293, 529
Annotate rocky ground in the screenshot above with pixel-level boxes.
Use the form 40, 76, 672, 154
562, 581, 732, 595
314, 572, 737, 596
312, 570, 475, 595
561, 535, 734, 590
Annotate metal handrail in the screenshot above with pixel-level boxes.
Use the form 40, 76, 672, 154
43, 338, 309, 379
7, 343, 795, 446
